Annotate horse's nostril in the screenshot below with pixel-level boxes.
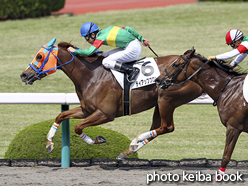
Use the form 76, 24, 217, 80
20, 73, 26, 79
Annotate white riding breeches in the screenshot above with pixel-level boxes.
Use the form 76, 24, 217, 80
102, 39, 142, 69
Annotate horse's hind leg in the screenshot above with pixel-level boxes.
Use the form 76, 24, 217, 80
117, 104, 162, 159
117, 98, 176, 159
46, 106, 90, 153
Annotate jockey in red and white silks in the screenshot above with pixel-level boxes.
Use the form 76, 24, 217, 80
208, 29, 248, 67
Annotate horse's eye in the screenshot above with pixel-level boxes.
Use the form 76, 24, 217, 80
173, 63, 179, 68
36, 53, 45, 62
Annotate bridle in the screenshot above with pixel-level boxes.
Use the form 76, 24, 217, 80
29, 45, 75, 79
162, 55, 211, 89
161, 55, 235, 106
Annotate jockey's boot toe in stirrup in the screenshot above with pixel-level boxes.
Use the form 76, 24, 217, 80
127, 67, 140, 83
113, 62, 140, 83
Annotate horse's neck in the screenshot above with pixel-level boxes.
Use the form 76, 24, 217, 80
192, 63, 232, 99
59, 50, 106, 91
156, 56, 175, 73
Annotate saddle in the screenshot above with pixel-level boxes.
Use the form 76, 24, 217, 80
84, 53, 102, 63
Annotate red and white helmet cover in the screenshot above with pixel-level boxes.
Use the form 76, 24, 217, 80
225, 29, 243, 44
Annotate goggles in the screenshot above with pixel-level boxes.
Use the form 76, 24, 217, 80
84, 34, 90, 41
229, 42, 236, 49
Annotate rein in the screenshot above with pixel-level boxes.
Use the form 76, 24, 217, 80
163, 56, 235, 106
213, 75, 234, 106
29, 46, 75, 79
210, 60, 235, 106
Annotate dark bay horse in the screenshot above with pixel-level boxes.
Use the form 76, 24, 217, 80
156, 47, 248, 176
20, 38, 204, 159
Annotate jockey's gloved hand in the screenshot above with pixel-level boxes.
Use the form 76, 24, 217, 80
207, 56, 216, 61
142, 39, 150, 47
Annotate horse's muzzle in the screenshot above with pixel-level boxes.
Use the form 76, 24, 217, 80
20, 71, 40, 85
155, 77, 172, 90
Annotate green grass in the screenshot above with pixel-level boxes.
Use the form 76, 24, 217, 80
1, 2, 248, 160
4, 119, 138, 159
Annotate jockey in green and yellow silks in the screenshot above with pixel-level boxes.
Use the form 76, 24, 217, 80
68, 22, 150, 82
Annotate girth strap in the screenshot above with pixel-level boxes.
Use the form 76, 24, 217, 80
123, 73, 131, 116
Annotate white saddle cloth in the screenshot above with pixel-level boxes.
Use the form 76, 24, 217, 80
243, 74, 248, 103
110, 58, 160, 89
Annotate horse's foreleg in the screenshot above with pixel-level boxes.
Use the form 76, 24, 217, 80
74, 109, 111, 145
217, 125, 241, 180
46, 106, 90, 153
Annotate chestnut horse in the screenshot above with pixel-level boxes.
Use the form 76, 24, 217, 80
156, 47, 248, 176
20, 38, 204, 159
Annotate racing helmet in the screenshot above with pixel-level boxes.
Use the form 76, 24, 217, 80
80, 22, 99, 37
225, 29, 243, 45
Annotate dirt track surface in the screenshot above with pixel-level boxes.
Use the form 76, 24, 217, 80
1, 166, 247, 185
52, 0, 196, 15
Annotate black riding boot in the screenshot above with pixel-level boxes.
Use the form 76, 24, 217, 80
114, 62, 140, 82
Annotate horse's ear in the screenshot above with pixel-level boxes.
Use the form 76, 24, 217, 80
185, 47, 195, 58
47, 38, 57, 49
191, 46, 195, 53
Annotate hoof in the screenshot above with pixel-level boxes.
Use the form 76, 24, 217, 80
46, 142, 54, 154
116, 153, 127, 160
95, 135, 107, 144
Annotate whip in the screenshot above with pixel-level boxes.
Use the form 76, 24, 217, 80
149, 46, 158, 57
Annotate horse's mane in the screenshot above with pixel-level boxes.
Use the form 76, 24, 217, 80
58, 42, 77, 50
58, 41, 99, 58
184, 50, 247, 76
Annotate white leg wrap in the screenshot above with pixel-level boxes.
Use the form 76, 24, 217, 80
132, 139, 150, 153
79, 132, 95, 145
130, 130, 157, 146
47, 122, 59, 141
